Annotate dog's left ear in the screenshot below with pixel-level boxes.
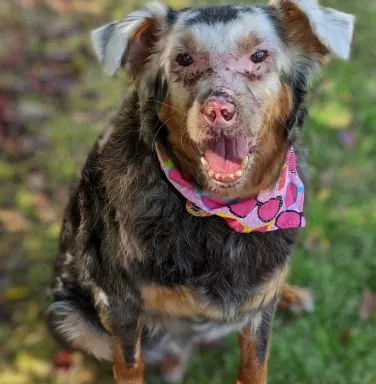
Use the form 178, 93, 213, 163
270, 0, 354, 60
91, 2, 169, 76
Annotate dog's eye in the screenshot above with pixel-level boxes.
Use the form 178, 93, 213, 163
250, 50, 268, 63
176, 53, 193, 67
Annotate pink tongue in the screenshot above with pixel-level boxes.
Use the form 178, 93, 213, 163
204, 135, 248, 173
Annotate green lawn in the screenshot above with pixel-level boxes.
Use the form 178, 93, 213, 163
1, 0, 375, 383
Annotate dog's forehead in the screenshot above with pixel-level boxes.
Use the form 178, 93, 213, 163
171, 6, 284, 55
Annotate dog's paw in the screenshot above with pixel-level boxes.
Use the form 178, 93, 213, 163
278, 284, 314, 314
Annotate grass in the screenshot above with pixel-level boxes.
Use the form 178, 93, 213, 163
0, 0, 375, 383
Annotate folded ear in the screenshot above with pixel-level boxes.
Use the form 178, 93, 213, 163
91, 2, 169, 76
270, 0, 354, 60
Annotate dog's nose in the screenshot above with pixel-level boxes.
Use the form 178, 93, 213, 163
202, 98, 235, 125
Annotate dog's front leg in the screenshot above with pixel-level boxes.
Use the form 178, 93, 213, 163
108, 294, 145, 384
237, 331, 267, 384
236, 303, 276, 384
113, 337, 144, 384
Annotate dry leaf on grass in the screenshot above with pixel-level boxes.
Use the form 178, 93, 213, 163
359, 289, 376, 320
0, 209, 29, 232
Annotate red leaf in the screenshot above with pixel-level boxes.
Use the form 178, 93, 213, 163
54, 350, 72, 370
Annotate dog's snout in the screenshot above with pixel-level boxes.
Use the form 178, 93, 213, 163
202, 98, 235, 125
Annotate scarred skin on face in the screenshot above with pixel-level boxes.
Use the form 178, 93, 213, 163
159, 33, 288, 199
171, 50, 273, 86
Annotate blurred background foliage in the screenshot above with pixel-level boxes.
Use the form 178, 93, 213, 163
0, 0, 375, 383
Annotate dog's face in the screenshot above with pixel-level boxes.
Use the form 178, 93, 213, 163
161, 8, 290, 190
92, 0, 353, 198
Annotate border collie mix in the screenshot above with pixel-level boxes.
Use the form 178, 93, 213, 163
48, 0, 354, 382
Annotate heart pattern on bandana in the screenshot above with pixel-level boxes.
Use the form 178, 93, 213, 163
257, 197, 283, 223
228, 198, 257, 218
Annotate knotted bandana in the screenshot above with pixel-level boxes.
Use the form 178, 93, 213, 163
156, 144, 305, 233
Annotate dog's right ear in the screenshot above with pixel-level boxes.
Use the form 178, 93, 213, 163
91, 2, 169, 76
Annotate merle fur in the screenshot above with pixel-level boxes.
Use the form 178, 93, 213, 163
48, 4, 310, 373
49, 84, 307, 366
184, 5, 240, 26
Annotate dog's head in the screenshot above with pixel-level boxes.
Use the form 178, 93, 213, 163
92, 0, 354, 199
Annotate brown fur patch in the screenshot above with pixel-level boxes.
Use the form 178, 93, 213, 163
241, 266, 288, 312
122, 18, 158, 79
99, 310, 112, 334
235, 84, 293, 199
237, 326, 268, 384
237, 34, 263, 55
141, 285, 225, 320
179, 35, 202, 54
142, 266, 288, 319
158, 100, 201, 181
280, 1, 328, 60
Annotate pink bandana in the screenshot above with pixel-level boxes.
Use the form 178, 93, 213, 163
156, 144, 305, 233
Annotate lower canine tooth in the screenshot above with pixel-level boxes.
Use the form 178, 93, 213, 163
235, 170, 243, 178
208, 170, 214, 178
241, 156, 249, 168
228, 173, 235, 180
215, 173, 221, 180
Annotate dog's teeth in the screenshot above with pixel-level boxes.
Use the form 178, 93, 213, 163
208, 170, 214, 178
235, 170, 243, 178
228, 173, 235, 180
215, 173, 221, 181
241, 156, 249, 168
200, 157, 208, 168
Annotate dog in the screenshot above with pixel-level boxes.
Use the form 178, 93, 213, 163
48, 1, 354, 383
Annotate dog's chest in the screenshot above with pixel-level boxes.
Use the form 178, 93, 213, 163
131, 216, 292, 320
140, 265, 287, 321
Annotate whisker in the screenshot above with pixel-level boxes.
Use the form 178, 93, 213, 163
151, 113, 180, 148
148, 100, 188, 117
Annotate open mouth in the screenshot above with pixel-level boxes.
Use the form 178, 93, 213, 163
200, 134, 255, 185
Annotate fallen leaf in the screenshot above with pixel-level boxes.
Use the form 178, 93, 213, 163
55, 352, 95, 383
359, 289, 376, 320
1, 286, 31, 301
0, 209, 29, 232
15, 352, 51, 379
339, 329, 352, 344
35, 193, 58, 223
0, 369, 28, 384
54, 350, 73, 370
27, 172, 47, 190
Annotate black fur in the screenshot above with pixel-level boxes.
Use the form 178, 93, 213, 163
256, 298, 277, 364
185, 5, 240, 25
283, 69, 310, 143
166, 7, 179, 25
